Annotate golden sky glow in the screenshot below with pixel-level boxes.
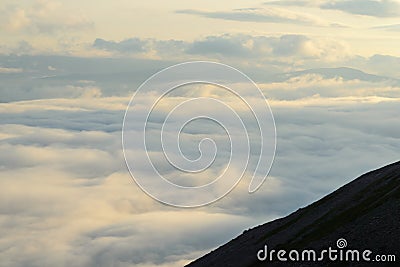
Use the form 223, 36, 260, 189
1, 0, 400, 56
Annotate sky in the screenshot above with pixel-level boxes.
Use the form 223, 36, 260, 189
0, 0, 400, 266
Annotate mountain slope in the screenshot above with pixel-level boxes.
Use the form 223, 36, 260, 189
187, 161, 400, 266
274, 67, 398, 83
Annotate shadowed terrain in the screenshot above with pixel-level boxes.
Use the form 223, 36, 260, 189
188, 161, 400, 266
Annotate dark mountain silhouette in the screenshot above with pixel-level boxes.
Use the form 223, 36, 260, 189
274, 67, 398, 83
187, 161, 400, 266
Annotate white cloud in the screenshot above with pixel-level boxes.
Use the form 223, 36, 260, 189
260, 71, 400, 101
1, 52, 399, 266
89, 34, 350, 63
1, 0, 94, 34
0, 67, 23, 73
4, 8, 30, 31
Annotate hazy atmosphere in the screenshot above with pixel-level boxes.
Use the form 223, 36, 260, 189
1, 0, 399, 266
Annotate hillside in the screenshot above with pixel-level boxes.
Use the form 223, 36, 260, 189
187, 161, 400, 266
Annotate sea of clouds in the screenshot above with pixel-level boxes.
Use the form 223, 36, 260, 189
1, 42, 399, 266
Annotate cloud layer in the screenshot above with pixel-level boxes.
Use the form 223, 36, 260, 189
1, 56, 399, 265
265, 0, 400, 17
321, 0, 400, 17
176, 8, 333, 26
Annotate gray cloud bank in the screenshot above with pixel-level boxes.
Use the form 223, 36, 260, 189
265, 0, 400, 17
1, 34, 400, 104
321, 0, 400, 17
175, 8, 330, 26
